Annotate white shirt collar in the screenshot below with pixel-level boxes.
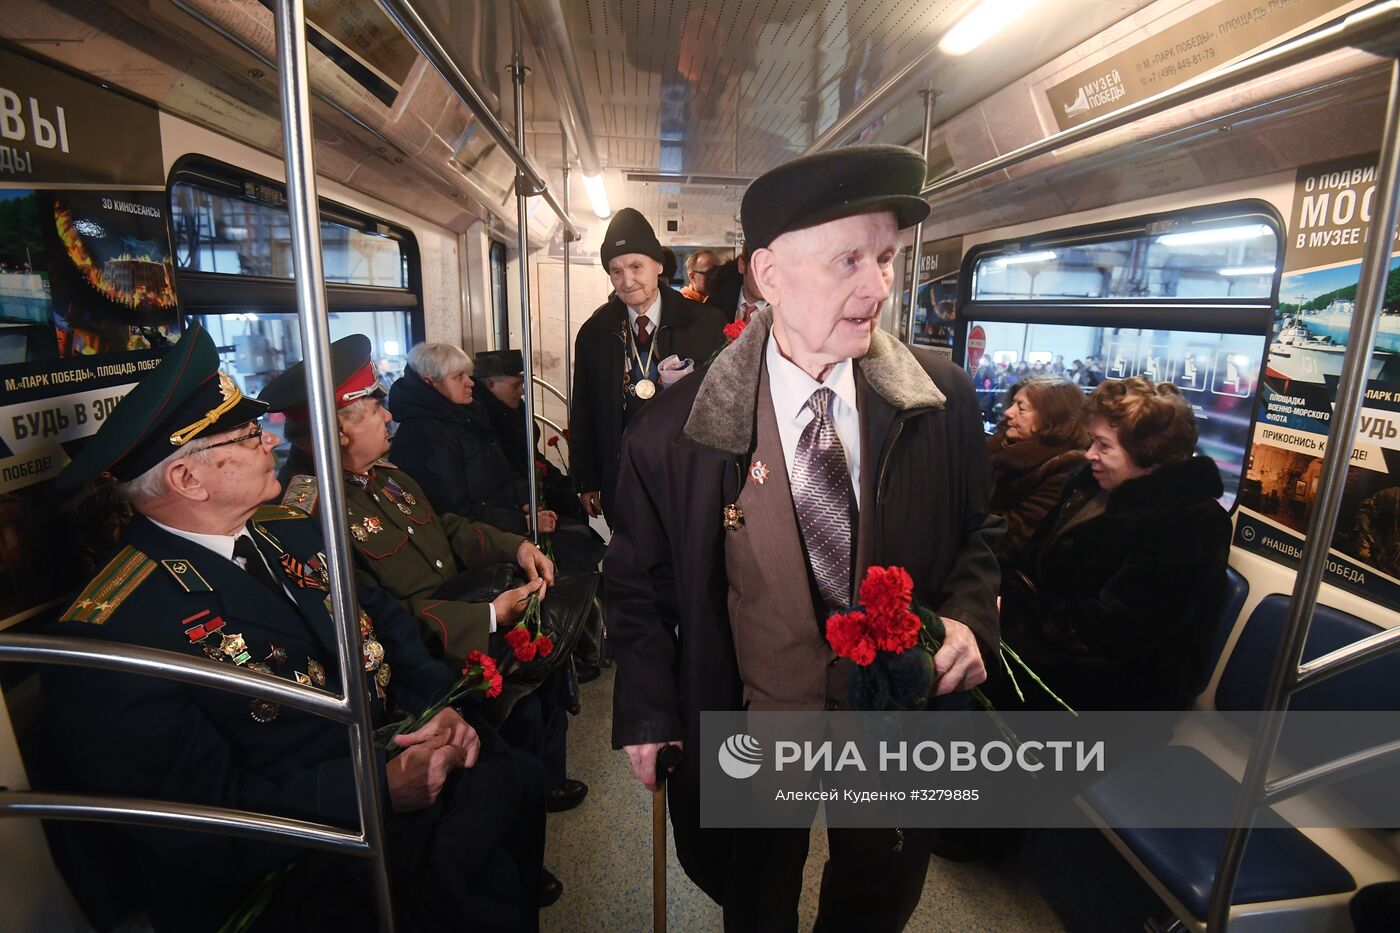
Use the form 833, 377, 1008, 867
147, 515, 249, 564
765, 335, 858, 421
626, 291, 662, 331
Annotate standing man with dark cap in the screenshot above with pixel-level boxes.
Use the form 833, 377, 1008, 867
44, 325, 547, 931
569, 207, 725, 521
605, 146, 1004, 930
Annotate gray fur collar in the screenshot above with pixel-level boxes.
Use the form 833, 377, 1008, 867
682, 307, 946, 455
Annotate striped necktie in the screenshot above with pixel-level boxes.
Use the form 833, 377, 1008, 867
790, 387, 856, 613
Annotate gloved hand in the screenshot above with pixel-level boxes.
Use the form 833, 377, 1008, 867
657, 354, 695, 388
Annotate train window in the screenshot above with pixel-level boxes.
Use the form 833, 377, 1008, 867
168, 158, 423, 456
961, 201, 1282, 507
971, 220, 1279, 301
170, 181, 407, 288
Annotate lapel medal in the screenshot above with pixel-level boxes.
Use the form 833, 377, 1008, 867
749, 460, 769, 486
307, 658, 327, 687
295, 671, 313, 686
722, 502, 745, 532
351, 523, 368, 542
634, 378, 656, 400
248, 698, 279, 723
362, 516, 383, 535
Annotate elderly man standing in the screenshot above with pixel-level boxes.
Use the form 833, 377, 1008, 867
606, 146, 1004, 930
45, 325, 546, 931
680, 248, 720, 302
570, 208, 725, 520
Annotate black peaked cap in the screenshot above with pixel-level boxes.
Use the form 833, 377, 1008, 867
53, 324, 268, 495
474, 349, 524, 379
741, 144, 930, 251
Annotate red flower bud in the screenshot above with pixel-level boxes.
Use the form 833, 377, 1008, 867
534, 634, 554, 658
547, 435, 560, 447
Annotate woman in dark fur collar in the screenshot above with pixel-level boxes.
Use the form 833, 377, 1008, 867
991, 376, 1232, 714
987, 376, 1088, 559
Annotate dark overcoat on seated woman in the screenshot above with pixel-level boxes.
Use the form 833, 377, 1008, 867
991, 376, 1232, 714
986, 376, 1088, 559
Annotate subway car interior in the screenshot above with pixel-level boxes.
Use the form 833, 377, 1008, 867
1, 0, 1400, 930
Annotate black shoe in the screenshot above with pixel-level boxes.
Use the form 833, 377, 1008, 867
575, 662, 601, 684
546, 778, 588, 813
540, 868, 563, 908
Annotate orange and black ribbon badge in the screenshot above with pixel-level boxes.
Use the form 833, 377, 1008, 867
279, 553, 329, 590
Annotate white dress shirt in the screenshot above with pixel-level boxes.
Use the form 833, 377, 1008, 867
765, 336, 862, 509
627, 291, 662, 334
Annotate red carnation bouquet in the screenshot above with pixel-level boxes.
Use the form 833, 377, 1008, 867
504, 555, 554, 664
385, 650, 503, 759
705, 318, 748, 367
826, 566, 1070, 720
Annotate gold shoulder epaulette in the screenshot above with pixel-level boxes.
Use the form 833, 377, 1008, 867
281, 474, 319, 514
60, 545, 157, 625
254, 503, 309, 522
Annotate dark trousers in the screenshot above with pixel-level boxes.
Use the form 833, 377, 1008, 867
723, 826, 933, 933
497, 671, 569, 790
254, 747, 547, 933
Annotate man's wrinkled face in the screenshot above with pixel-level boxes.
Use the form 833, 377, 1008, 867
187, 420, 281, 510
757, 211, 899, 372
339, 399, 393, 465
608, 253, 662, 311
485, 375, 525, 410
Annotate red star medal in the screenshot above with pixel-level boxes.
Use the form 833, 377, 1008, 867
749, 460, 769, 486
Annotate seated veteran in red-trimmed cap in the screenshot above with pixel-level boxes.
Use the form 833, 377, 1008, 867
260, 335, 555, 665
265, 336, 589, 819
43, 324, 548, 932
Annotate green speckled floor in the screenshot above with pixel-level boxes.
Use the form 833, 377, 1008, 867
542, 668, 1066, 932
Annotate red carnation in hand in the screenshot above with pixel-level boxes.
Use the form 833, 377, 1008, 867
723, 320, 747, 343
534, 634, 553, 658
868, 607, 922, 654
505, 624, 536, 662
547, 435, 560, 447
463, 650, 504, 698
826, 610, 876, 667
860, 566, 914, 620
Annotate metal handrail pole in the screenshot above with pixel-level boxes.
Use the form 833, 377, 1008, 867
905, 88, 935, 345
1295, 624, 1400, 688
1205, 56, 1400, 931
1262, 738, 1400, 806
562, 151, 573, 411
922, 1, 1400, 203
511, 49, 542, 545
0, 635, 353, 721
0, 792, 371, 854
273, 1, 395, 928
803, 39, 943, 154
534, 414, 567, 437
375, 0, 579, 241
531, 377, 568, 405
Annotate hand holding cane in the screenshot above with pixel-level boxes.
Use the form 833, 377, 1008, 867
653, 744, 683, 933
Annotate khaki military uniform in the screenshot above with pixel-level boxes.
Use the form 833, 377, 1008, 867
283, 461, 526, 659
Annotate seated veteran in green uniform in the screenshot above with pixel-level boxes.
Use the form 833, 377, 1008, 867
43, 324, 547, 932
261, 335, 553, 663
261, 338, 589, 815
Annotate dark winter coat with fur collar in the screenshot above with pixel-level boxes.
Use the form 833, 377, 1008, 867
996, 456, 1231, 713
986, 429, 1086, 558
604, 309, 1003, 901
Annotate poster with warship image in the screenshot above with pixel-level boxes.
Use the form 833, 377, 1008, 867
1234, 151, 1400, 613
0, 48, 178, 626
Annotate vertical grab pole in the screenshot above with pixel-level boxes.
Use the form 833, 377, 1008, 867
1205, 56, 1400, 932
905, 88, 935, 345
512, 51, 541, 544
271, 0, 395, 928
562, 153, 574, 411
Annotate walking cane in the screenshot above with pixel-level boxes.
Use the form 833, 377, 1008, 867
653, 744, 683, 933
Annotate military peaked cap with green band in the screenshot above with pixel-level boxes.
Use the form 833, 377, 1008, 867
52, 323, 268, 497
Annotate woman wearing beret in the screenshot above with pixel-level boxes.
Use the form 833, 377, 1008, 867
986, 376, 1088, 559
991, 376, 1231, 714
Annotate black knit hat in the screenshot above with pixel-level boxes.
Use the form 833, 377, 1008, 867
600, 208, 664, 269
741, 144, 930, 251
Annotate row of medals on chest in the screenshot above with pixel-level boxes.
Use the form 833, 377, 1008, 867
349, 474, 418, 540
185, 556, 391, 723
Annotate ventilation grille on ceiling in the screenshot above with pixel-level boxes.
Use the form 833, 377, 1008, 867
626, 172, 753, 187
